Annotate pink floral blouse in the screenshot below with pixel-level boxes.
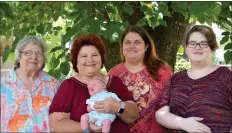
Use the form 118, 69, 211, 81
109, 63, 172, 133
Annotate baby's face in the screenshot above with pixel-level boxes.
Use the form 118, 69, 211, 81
87, 80, 106, 96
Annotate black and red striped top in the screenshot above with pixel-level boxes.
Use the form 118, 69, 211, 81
159, 66, 232, 133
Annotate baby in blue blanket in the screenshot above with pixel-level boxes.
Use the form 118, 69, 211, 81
80, 78, 121, 133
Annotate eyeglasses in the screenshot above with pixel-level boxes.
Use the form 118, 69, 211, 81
187, 41, 209, 49
20, 50, 44, 57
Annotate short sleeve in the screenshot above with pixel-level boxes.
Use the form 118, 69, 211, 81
161, 64, 173, 84
108, 76, 133, 101
156, 77, 172, 110
108, 67, 118, 76
108, 63, 124, 77
49, 79, 76, 114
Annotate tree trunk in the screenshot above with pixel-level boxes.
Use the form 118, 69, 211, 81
147, 12, 189, 71
101, 36, 121, 71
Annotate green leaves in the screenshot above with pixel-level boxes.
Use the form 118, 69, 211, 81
220, 36, 229, 45
50, 46, 62, 53
224, 43, 232, 50
2, 1, 232, 78
158, 2, 171, 17
224, 50, 232, 64
2, 45, 11, 63
0, 1, 14, 19
60, 61, 70, 75
172, 2, 189, 19
136, 17, 147, 26
221, 30, 232, 64
159, 19, 167, 27
188, 2, 221, 25
50, 55, 60, 69
36, 24, 45, 34
123, 4, 134, 15
62, 26, 77, 45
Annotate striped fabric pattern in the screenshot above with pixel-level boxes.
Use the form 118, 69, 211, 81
159, 67, 232, 133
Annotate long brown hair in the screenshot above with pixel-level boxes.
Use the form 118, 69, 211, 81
120, 26, 168, 81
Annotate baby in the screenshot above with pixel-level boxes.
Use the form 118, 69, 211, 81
80, 78, 121, 133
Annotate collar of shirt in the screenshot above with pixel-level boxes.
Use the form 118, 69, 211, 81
5, 68, 52, 86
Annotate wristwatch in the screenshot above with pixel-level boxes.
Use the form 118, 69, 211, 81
117, 101, 125, 115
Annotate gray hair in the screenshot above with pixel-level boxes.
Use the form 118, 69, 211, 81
14, 36, 48, 69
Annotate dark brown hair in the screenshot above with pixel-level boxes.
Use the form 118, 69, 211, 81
71, 34, 106, 73
120, 25, 169, 81
186, 25, 218, 51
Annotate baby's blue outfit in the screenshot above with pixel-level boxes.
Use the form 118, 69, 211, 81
86, 90, 121, 127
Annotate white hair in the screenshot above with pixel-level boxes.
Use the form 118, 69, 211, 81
14, 36, 48, 69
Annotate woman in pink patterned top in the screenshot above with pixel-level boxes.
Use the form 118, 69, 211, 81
109, 25, 173, 132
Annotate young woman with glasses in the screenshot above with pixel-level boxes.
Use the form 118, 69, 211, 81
155, 25, 232, 133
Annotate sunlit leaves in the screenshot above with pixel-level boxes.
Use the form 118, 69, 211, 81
50, 46, 62, 53
224, 50, 232, 64
2, 1, 232, 78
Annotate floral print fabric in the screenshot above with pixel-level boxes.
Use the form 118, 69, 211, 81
1, 69, 59, 132
109, 63, 172, 132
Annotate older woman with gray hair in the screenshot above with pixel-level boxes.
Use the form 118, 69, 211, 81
1, 36, 60, 132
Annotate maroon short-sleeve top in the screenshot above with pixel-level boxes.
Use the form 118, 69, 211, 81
49, 76, 133, 133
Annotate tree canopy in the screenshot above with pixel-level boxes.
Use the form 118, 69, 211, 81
1, 1, 231, 80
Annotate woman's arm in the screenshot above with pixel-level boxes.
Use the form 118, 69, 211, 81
117, 101, 139, 123
155, 106, 211, 133
49, 112, 82, 132
94, 98, 139, 124
49, 79, 83, 132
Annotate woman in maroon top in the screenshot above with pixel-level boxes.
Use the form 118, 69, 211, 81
49, 34, 139, 132
156, 25, 232, 133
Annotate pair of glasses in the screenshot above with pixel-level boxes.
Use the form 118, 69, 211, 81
187, 41, 209, 49
20, 50, 44, 57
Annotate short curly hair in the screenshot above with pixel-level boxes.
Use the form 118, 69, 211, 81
70, 34, 106, 73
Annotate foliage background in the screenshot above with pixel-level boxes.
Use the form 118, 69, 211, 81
1, 1, 231, 80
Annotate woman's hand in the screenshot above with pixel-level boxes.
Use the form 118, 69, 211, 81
93, 97, 120, 114
89, 118, 102, 132
180, 117, 211, 133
